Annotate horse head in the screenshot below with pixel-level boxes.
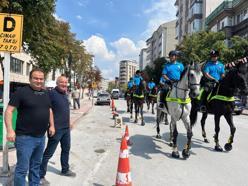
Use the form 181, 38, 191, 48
188, 61, 202, 98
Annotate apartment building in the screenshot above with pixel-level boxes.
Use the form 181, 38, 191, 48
206, 0, 248, 41
175, 0, 223, 43
0, 51, 35, 85
145, 20, 177, 66
139, 48, 148, 70
119, 60, 138, 85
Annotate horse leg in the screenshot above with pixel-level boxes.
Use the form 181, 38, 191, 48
147, 99, 150, 111
214, 114, 223, 152
134, 103, 138, 123
164, 113, 169, 125
130, 100, 133, 119
156, 110, 163, 139
224, 113, 236, 151
182, 116, 193, 159
171, 120, 180, 158
152, 100, 155, 114
201, 112, 209, 143
141, 103, 145, 126
127, 99, 130, 112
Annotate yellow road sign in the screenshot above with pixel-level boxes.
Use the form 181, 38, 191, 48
92, 82, 97, 88
0, 13, 24, 53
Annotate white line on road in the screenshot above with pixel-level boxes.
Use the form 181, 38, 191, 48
82, 150, 109, 186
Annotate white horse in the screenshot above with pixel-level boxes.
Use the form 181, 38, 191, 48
156, 62, 202, 159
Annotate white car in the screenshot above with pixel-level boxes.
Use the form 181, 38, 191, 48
96, 93, 111, 105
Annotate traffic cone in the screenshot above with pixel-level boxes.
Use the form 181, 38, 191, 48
116, 137, 132, 186
111, 99, 115, 111
124, 126, 133, 146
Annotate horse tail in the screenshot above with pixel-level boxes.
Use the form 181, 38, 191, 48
190, 99, 198, 127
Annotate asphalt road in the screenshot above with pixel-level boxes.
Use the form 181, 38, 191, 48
44, 99, 248, 186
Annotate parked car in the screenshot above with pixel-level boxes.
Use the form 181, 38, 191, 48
96, 93, 111, 105
111, 89, 120, 99
233, 96, 246, 115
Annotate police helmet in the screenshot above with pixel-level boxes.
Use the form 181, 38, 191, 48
210, 49, 219, 57
169, 50, 178, 57
130, 77, 133, 80
136, 70, 141, 74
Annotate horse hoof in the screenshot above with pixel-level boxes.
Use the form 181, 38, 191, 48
172, 151, 180, 159
130, 115, 133, 119
134, 120, 137, 123
215, 145, 223, 152
152, 111, 155, 114
164, 120, 169, 125
224, 143, 232, 151
169, 142, 173, 147
156, 134, 161, 139
141, 122, 145, 126
182, 149, 190, 159
204, 138, 210, 143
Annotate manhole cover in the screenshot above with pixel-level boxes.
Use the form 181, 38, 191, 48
94, 149, 105, 153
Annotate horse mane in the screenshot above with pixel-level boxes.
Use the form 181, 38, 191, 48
179, 66, 188, 81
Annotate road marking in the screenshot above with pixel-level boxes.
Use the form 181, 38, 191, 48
82, 150, 109, 186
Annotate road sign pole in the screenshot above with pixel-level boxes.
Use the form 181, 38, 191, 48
1, 52, 10, 176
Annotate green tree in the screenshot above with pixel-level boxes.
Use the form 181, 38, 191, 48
177, 31, 248, 64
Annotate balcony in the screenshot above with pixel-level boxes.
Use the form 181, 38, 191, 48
205, 1, 233, 26
174, 0, 179, 6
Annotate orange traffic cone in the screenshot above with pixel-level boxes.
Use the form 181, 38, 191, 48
111, 99, 115, 111
116, 137, 132, 186
124, 126, 133, 146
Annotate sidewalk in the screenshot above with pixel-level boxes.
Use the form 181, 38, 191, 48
0, 97, 93, 186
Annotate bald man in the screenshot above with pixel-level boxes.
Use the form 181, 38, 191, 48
40, 76, 76, 185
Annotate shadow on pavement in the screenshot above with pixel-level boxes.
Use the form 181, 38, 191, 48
47, 165, 61, 175
129, 134, 177, 160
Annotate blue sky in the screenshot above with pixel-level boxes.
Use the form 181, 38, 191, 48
55, 0, 176, 79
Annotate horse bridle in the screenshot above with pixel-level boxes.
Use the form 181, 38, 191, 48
173, 66, 201, 92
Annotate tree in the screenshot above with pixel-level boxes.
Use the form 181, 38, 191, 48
177, 31, 248, 64
143, 57, 168, 84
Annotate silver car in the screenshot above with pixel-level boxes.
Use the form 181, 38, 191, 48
96, 93, 111, 105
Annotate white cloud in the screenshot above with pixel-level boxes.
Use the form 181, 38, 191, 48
143, 0, 176, 37
76, 15, 82, 20
84, 35, 146, 79
78, 0, 89, 7
111, 38, 146, 59
84, 35, 115, 61
53, 14, 66, 22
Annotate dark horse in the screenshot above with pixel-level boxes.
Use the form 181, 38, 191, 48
146, 86, 158, 114
133, 80, 146, 126
125, 88, 134, 115
190, 61, 248, 152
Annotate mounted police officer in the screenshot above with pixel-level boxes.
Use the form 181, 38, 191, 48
127, 77, 134, 90
147, 78, 156, 93
159, 50, 184, 108
133, 70, 143, 86
199, 49, 225, 112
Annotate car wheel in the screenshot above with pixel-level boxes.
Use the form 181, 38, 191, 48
235, 110, 242, 115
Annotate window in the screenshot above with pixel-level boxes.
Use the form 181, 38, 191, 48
26, 63, 30, 76
10, 57, 23, 74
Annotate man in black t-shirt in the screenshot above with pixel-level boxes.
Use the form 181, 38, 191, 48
4, 68, 55, 186
40, 75, 76, 185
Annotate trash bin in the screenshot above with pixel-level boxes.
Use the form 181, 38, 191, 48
0, 103, 17, 150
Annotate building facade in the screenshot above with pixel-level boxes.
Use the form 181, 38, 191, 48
139, 48, 148, 70
206, 0, 248, 41
0, 51, 35, 84
145, 20, 177, 66
119, 60, 138, 85
175, 0, 224, 43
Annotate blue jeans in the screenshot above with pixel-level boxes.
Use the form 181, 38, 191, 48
40, 128, 71, 178
14, 135, 45, 186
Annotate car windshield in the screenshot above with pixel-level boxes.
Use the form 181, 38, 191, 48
99, 94, 109, 97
